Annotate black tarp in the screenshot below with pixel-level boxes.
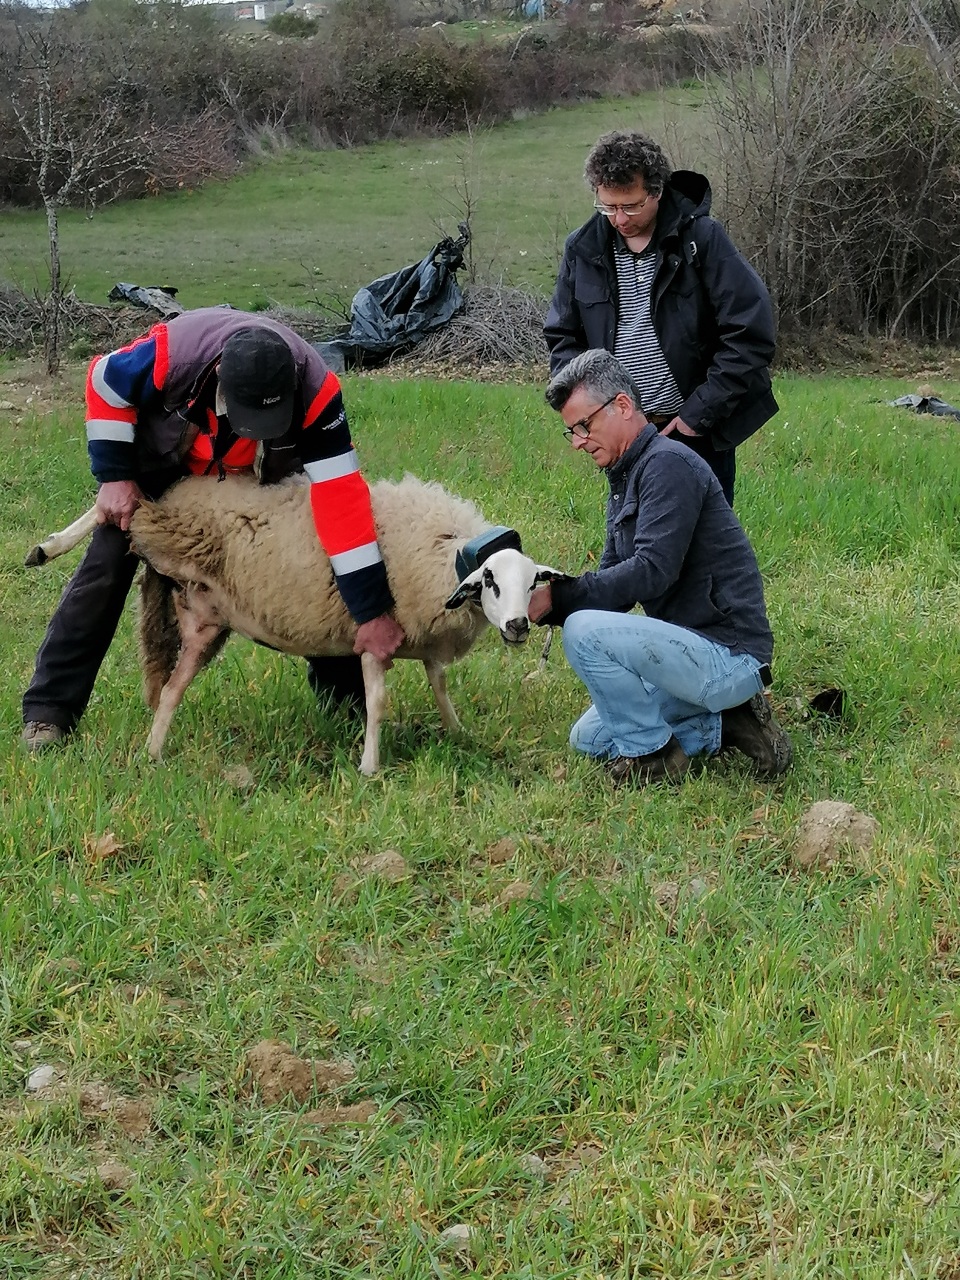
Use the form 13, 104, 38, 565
315, 225, 469, 372
108, 282, 183, 318
887, 393, 960, 421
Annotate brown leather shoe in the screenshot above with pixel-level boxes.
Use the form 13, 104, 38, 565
22, 721, 69, 753
721, 693, 792, 777
607, 736, 691, 787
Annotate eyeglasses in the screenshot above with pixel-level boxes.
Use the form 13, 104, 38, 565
593, 193, 654, 217
563, 395, 618, 441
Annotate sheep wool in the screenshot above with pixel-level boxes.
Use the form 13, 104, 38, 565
130, 473, 494, 662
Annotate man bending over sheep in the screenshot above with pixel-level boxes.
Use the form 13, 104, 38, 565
528, 349, 791, 786
22, 308, 404, 752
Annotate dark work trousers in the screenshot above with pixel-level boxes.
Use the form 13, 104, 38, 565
23, 469, 182, 732
306, 654, 367, 717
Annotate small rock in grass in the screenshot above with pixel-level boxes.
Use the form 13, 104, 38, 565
519, 1152, 548, 1178
437, 1223, 475, 1253
172, 1070, 203, 1093
95, 1160, 135, 1192
26, 1065, 57, 1092
688, 876, 710, 900
497, 880, 537, 907
794, 800, 879, 870
652, 880, 679, 910
223, 764, 256, 791
357, 850, 409, 882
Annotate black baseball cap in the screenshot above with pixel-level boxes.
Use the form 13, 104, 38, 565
219, 326, 296, 440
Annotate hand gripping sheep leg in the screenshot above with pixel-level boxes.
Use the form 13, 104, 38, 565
130, 474, 564, 775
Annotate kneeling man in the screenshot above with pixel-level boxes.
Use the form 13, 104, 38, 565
529, 349, 792, 786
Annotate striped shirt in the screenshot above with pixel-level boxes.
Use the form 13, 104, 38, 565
612, 238, 683, 418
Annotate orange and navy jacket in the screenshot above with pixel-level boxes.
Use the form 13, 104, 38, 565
85, 306, 392, 624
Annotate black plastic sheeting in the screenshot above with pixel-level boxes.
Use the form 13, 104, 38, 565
887, 393, 960, 421
315, 225, 470, 372
108, 282, 184, 317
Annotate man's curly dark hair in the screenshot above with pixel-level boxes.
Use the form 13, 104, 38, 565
583, 131, 672, 196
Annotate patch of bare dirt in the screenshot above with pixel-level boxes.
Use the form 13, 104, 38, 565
245, 1039, 355, 1105
793, 800, 880, 870
301, 1101, 379, 1125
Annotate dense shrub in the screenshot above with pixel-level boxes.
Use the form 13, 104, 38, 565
0, 0, 701, 202
267, 10, 319, 37
703, 0, 960, 341
0, 0, 240, 206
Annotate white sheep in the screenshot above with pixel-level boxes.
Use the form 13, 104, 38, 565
124, 473, 560, 774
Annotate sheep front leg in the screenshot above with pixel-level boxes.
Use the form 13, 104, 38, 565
424, 658, 460, 733
147, 586, 226, 761
358, 651, 387, 776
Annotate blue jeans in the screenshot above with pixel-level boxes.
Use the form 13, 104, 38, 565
562, 610, 767, 760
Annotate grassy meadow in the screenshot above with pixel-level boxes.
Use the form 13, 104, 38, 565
0, 88, 709, 312
2, 358, 960, 1277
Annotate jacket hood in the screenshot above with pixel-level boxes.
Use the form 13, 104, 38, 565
564, 168, 712, 261
666, 169, 711, 218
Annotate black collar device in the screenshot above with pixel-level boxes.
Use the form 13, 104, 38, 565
455, 526, 523, 582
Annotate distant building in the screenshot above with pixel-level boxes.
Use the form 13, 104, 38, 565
218, 0, 291, 20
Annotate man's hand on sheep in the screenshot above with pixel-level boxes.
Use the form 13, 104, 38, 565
96, 480, 146, 533
353, 614, 406, 668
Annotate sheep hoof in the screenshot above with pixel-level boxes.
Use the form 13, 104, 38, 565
24, 545, 47, 567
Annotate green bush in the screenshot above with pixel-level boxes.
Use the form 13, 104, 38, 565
266, 10, 320, 37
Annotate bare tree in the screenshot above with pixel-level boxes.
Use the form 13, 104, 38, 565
0, 4, 145, 372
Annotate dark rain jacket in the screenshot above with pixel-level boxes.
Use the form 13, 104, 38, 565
544, 171, 778, 450
545, 426, 774, 666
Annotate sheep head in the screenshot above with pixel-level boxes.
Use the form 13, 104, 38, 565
444, 547, 568, 645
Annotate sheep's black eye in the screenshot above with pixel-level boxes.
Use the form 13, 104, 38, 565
482, 566, 499, 597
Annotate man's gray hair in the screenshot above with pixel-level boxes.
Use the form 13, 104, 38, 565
584, 130, 671, 197
545, 350, 641, 412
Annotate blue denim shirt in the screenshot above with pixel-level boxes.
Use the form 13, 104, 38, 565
548, 425, 774, 665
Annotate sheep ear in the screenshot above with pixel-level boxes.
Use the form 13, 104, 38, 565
534, 565, 574, 586
445, 568, 484, 609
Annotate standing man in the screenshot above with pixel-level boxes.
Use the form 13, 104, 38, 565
22, 307, 404, 752
544, 129, 778, 505
529, 350, 791, 786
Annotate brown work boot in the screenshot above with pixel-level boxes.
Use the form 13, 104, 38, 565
721, 692, 792, 778
607, 736, 691, 788
22, 721, 69, 753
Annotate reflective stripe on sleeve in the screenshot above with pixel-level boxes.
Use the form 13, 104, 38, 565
86, 419, 136, 443
304, 450, 360, 484
91, 356, 134, 409
329, 541, 384, 575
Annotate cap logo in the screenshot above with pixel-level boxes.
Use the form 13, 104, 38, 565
262, 395, 282, 405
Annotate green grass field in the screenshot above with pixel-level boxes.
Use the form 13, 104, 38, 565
2, 359, 960, 1277
0, 88, 710, 312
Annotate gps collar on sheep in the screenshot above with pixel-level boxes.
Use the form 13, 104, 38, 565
455, 527, 523, 581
